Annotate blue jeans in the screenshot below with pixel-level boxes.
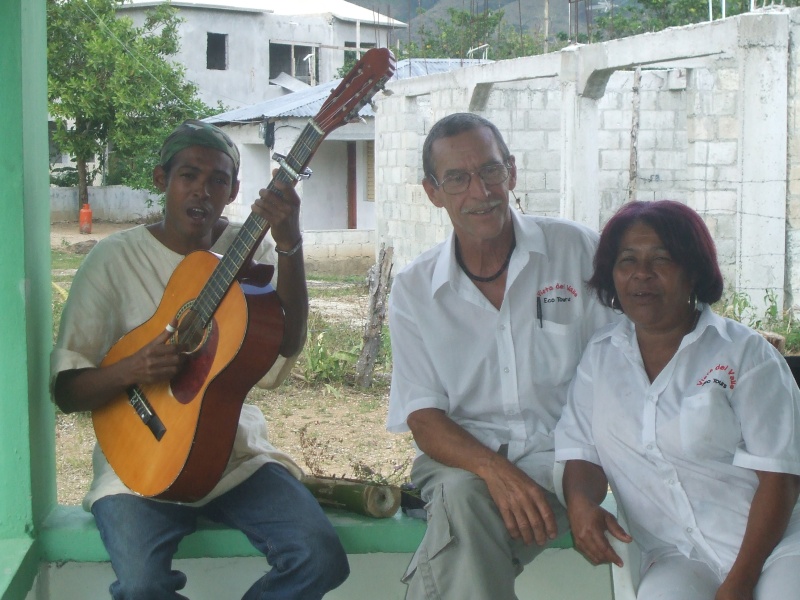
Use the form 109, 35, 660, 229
92, 463, 349, 600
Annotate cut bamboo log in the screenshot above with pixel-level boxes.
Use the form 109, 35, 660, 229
302, 475, 401, 518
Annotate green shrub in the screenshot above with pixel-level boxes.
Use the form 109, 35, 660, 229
716, 289, 800, 354
298, 312, 361, 384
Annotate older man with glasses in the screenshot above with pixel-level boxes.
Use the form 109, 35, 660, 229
386, 113, 616, 599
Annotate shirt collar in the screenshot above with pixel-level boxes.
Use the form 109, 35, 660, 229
603, 304, 733, 349
430, 208, 547, 297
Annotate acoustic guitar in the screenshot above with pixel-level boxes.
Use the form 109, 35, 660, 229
92, 47, 397, 502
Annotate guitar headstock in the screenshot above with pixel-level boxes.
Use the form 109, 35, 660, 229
315, 47, 396, 135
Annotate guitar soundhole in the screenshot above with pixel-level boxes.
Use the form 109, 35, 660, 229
172, 308, 209, 354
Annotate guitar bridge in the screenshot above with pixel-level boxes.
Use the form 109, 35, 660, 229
127, 385, 167, 441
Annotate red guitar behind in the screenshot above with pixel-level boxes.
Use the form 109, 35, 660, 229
92, 47, 396, 502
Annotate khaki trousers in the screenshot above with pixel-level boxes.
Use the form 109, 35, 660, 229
402, 455, 569, 600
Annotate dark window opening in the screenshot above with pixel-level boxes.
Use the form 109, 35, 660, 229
269, 42, 318, 85
207, 33, 227, 70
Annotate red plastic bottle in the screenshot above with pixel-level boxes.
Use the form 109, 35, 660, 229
79, 203, 92, 234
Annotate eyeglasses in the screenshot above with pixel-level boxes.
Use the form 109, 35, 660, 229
429, 162, 511, 195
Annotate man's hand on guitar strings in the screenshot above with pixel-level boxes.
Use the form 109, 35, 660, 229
254, 173, 302, 255
122, 327, 186, 386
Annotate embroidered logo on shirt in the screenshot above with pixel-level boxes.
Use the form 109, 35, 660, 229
536, 282, 579, 303
697, 364, 737, 390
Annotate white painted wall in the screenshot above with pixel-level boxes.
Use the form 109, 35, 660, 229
303, 141, 349, 230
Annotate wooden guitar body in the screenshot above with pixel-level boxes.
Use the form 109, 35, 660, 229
93, 250, 284, 501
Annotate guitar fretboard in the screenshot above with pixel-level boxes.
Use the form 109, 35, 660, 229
190, 120, 325, 329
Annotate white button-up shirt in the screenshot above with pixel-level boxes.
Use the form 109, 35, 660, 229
387, 210, 615, 490
555, 307, 800, 577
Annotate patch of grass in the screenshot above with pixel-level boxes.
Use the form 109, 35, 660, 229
308, 280, 366, 300
51, 249, 85, 271
309, 273, 365, 285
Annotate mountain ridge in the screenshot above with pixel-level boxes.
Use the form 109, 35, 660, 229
346, 0, 590, 42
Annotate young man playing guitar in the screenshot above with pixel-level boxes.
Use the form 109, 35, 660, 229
51, 120, 349, 599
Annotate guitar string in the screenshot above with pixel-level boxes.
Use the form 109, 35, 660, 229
180, 71, 382, 343
182, 125, 323, 341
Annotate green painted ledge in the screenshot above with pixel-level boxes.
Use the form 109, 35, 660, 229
0, 538, 38, 600
2, 503, 574, 600
38, 505, 429, 562
38, 504, 574, 564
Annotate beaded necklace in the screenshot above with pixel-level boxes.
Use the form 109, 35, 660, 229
455, 232, 516, 283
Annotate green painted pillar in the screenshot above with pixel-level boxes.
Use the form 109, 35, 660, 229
0, 0, 53, 597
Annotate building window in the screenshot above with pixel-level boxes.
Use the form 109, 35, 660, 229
344, 41, 376, 67
207, 33, 227, 70
269, 42, 317, 85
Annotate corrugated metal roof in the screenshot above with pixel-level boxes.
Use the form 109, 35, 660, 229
205, 79, 347, 124
269, 72, 311, 93
206, 58, 494, 125
118, 0, 405, 26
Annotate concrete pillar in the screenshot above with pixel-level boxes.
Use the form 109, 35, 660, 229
560, 47, 602, 231
735, 13, 789, 313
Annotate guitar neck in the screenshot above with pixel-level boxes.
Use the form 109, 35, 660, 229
192, 120, 325, 326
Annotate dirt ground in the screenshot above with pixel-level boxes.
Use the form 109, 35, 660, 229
50, 219, 137, 248
50, 221, 415, 505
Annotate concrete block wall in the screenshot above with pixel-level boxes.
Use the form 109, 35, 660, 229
377, 69, 702, 275
375, 9, 799, 315
500, 80, 563, 218
303, 229, 377, 276
596, 70, 690, 223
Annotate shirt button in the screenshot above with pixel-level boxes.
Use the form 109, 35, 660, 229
646, 444, 654, 450
667, 479, 675, 485
686, 527, 693, 533
499, 324, 506, 330
504, 367, 510, 373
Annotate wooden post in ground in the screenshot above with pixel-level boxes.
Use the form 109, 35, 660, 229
355, 244, 393, 388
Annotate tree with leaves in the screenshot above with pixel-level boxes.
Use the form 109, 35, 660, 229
594, 0, 800, 41
47, 0, 214, 206
400, 7, 551, 61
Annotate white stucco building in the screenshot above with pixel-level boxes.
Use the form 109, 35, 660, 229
117, 0, 406, 108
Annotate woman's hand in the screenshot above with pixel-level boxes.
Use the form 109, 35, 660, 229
562, 459, 632, 567
568, 494, 632, 567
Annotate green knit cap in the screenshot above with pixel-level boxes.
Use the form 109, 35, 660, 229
160, 119, 240, 174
